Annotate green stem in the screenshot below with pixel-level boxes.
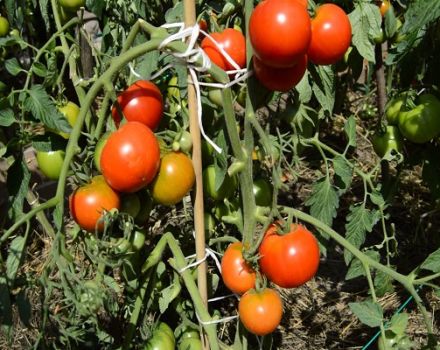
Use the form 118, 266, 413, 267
415, 272, 440, 285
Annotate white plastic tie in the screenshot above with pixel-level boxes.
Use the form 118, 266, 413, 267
195, 312, 239, 325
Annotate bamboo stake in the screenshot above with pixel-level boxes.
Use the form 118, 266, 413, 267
183, 1, 210, 349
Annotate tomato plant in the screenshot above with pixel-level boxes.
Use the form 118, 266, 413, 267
150, 152, 195, 205
221, 242, 256, 294
36, 150, 65, 180
238, 288, 283, 336
202, 165, 237, 201
307, 4, 352, 65
252, 54, 307, 92
259, 223, 320, 288
69, 175, 120, 232
100, 121, 160, 193
0, 16, 9, 37
112, 80, 164, 130
144, 322, 176, 350
372, 126, 404, 158
249, 0, 311, 68
398, 94, 440, 143
200, 28, 246, 71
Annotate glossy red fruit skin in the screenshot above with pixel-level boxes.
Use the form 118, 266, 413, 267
249, 0, 312, 68
112, 80, 163, 130
200, 28, 246, 71
307, 4, 352, 65
253, 55, 308, 92
259, 223, 320, 288
100, 122, 160, 193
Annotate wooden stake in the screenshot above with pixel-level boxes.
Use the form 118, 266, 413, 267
183, 1, 210, 349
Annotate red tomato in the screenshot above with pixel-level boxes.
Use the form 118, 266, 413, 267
221, 242, 256, 295
238, 288, 283, 336
307, 4, 352, 65
294, 0, 308, 8
253, 55, 307, 92
200, 28, 246, 71
111, 80, 163, 130
100, 122, 160, 193
259, 223, 320, 288
150, 152, 195, 205
69, 175, 120, 232
249, 0, 311, 68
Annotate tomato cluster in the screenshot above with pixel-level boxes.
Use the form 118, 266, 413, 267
248, 0, 351, 91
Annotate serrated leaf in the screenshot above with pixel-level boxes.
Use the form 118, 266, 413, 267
344, 204, 378, 264
159, 282, 180, 314
165, 1, 183, 23
6, 236, 26, 285
16, 290, 31, 327
103, 275, 121, 294
349, 300, 383, 327
346, 250, 380, 280
344, 115, 357, 148
32, 62, 48, 78
401, 0, 440, 35
296, 72, 312, 103
374, 269, 394, 297
305, 176, 339, 236
134, 49, 159, 82
333, 155, 353, 193
310, 65, 335, 113
421, 248, 440, 273
38, 0, 51, 32
0, 276, 12, 326
5, 58, 25, 76
24, 85, 71, 132
389, 313, 408, 336
0, 108, 15, 126
7, 159, 31, 219
370, 190, 386, 207
349, 4, 381, 63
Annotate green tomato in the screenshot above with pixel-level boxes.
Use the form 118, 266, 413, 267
372, 125, 404, 158
94, 132, 111, 172
0, 16, 9, 37
201, 140, 215, 166
36, 150, 65, 180
174, 130, 193, 153
253, 179, 272, 207
208, 88, 223, 108
372, 28, 386, 44
378, 330, 399, 350
178, 337, 203, 350
59, 0, 85, 12
398, 93, 440, 143
58, 101, 80, 139
202, 165, 237, 201
120, 193, 141, 218
386, 95, 406, 125
144, 322, 175, 350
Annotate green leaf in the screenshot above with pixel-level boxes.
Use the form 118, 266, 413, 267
133, 45, 159, 82
349, 300, 383, 327
370, 190, 386, 207
383, 6, 397, 39
165, 1, 183, 23
296, 72, 312, 103
16, 290, 32, 327
32, 62, 48, 78
6, 235, 27, 285
24, 85, 71, 132
305, 176, 339, 236
374, 269, 394, 297
5, 58, 25, 76
345, 250, 380, 280
310, 65, 335, 113
159, 281, 181, 314
0, 276, 12, 326
32, 134, 66, 152
344, 204, 378, 264
333, 155, 353, 193
349, 4, 381, 63
344, 115, 357, 148
38, 0, 51, 32
401, 0, 440, 35
0, 108, 15, 127
7, 159, 31, 219
389, 313, 408, 336
421, 248, 440, 273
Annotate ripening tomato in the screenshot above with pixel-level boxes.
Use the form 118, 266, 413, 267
100, 122, 160, 193
112, 80, 163, 130
249, 0, 311, 68
36, 150, 65, 180
70, 175, 120, 232
221, 242, 256, 294
0, 16, 9, 37
58, 101, 80, 139
259, 223, 320, 288
238, 288, 283, 336
200, 28, 246, 71
150, 152, 195, 205
253, 55, 307, 92
59, 0, 85, 12
308, 4, 352, 65
379, 0, 391, 17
